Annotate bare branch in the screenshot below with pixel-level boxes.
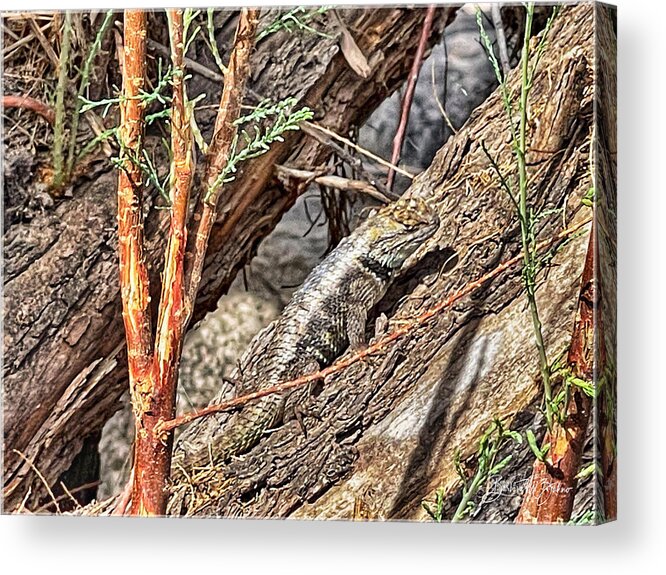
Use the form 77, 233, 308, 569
386, 5, 437, 191
491, 4, 511, 78
116, 9, 153, 419
158, 219, 591, 435
182, 8, 261, 324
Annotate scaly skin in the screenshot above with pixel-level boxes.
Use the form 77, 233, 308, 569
177, 195, 439, 470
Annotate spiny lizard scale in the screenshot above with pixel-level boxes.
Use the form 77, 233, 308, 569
174, 194, 439, 472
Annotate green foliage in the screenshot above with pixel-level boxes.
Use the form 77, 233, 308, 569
82, 56, 177, 203
79, 13, 312, 217
65, 10, 115, 177
80, 59, 176, 117
582, 186, 595, 207
575, 463, 598, 480
110, 141, 172, 206
256, 6, 334, 42
525, 429, 549, 463
549, 356, 598, 424
51, 10, 115, 188
206, 97, 314, 201
206, 8, 228, 75
421, 488, 446, 522
449, 417, 522, 523
477, 3, 560, 431
182, 8, 201, 55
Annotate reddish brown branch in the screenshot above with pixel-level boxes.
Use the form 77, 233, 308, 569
128, 9, 195, 516
182, 8, 260, 323
386, 5, 437, 191
2, 95, 56, 125
516, 221, 601, 524
116, 9, 153, 428
117, 9, 155, 516
158, 219, 591, 435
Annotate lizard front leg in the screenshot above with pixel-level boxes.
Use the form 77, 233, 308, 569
346, 306, 369, 353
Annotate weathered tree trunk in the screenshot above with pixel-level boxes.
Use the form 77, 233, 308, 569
166, 3, 599, 520
3, 7, 457, 512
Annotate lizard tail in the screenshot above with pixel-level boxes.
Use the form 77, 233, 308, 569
215, 394, 284, 460
174, 394, 284, 474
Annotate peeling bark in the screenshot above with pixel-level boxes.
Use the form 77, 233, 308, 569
594, 3, 617, 521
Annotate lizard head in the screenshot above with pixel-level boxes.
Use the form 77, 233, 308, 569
369, 195, 440, 269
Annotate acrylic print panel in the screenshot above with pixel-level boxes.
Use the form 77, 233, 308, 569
1, 2, 616, 523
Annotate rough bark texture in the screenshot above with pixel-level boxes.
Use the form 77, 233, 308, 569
167, 3, 598, 520
595, 2, 617, 521
2, 7, 456, 512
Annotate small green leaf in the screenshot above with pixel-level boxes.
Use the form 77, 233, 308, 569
575, 463, 597, 480
526, 429, 547, 462
489, 454, 513, 475
506, 430, 523, 444
582, 186, 596, 207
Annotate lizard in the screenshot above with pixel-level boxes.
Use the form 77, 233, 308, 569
173, 194, 440, 474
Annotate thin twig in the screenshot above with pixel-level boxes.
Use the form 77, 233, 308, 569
302, 121, 415, 180
65, 9, 114, 178
516, 5, 554, 430
2, 20, 52, 58
206, 8, 228, 76
147, 37, 225, 84
11, 449, 61, 514
491, 4, 511, 78
158, 218, 591, 434
275, 165, 392, 204
479, 139, 518, 211
32, 480, 102, 514
182, 8, 261, 324
431, 56, 456, 135
386, 5, 437, 191
26, 15, 59, 67
2, 94, 55, 124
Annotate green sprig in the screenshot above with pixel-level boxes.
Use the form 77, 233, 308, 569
449, 417, 522, 523
206, 98, 314, 201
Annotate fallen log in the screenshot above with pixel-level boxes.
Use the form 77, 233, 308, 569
167, 3, 600, 519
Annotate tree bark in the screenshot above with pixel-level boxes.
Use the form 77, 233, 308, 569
3, 7, 457, 512
165, 3, 599, 519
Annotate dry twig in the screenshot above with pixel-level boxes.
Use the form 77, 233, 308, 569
275, 165, 392, 204
2, 95, 55, 124
491, 4, 511, 78
386, 5, 437, 191
158, 219, 591, 435
302, 121, 415, 181
182, 8, 261, 323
